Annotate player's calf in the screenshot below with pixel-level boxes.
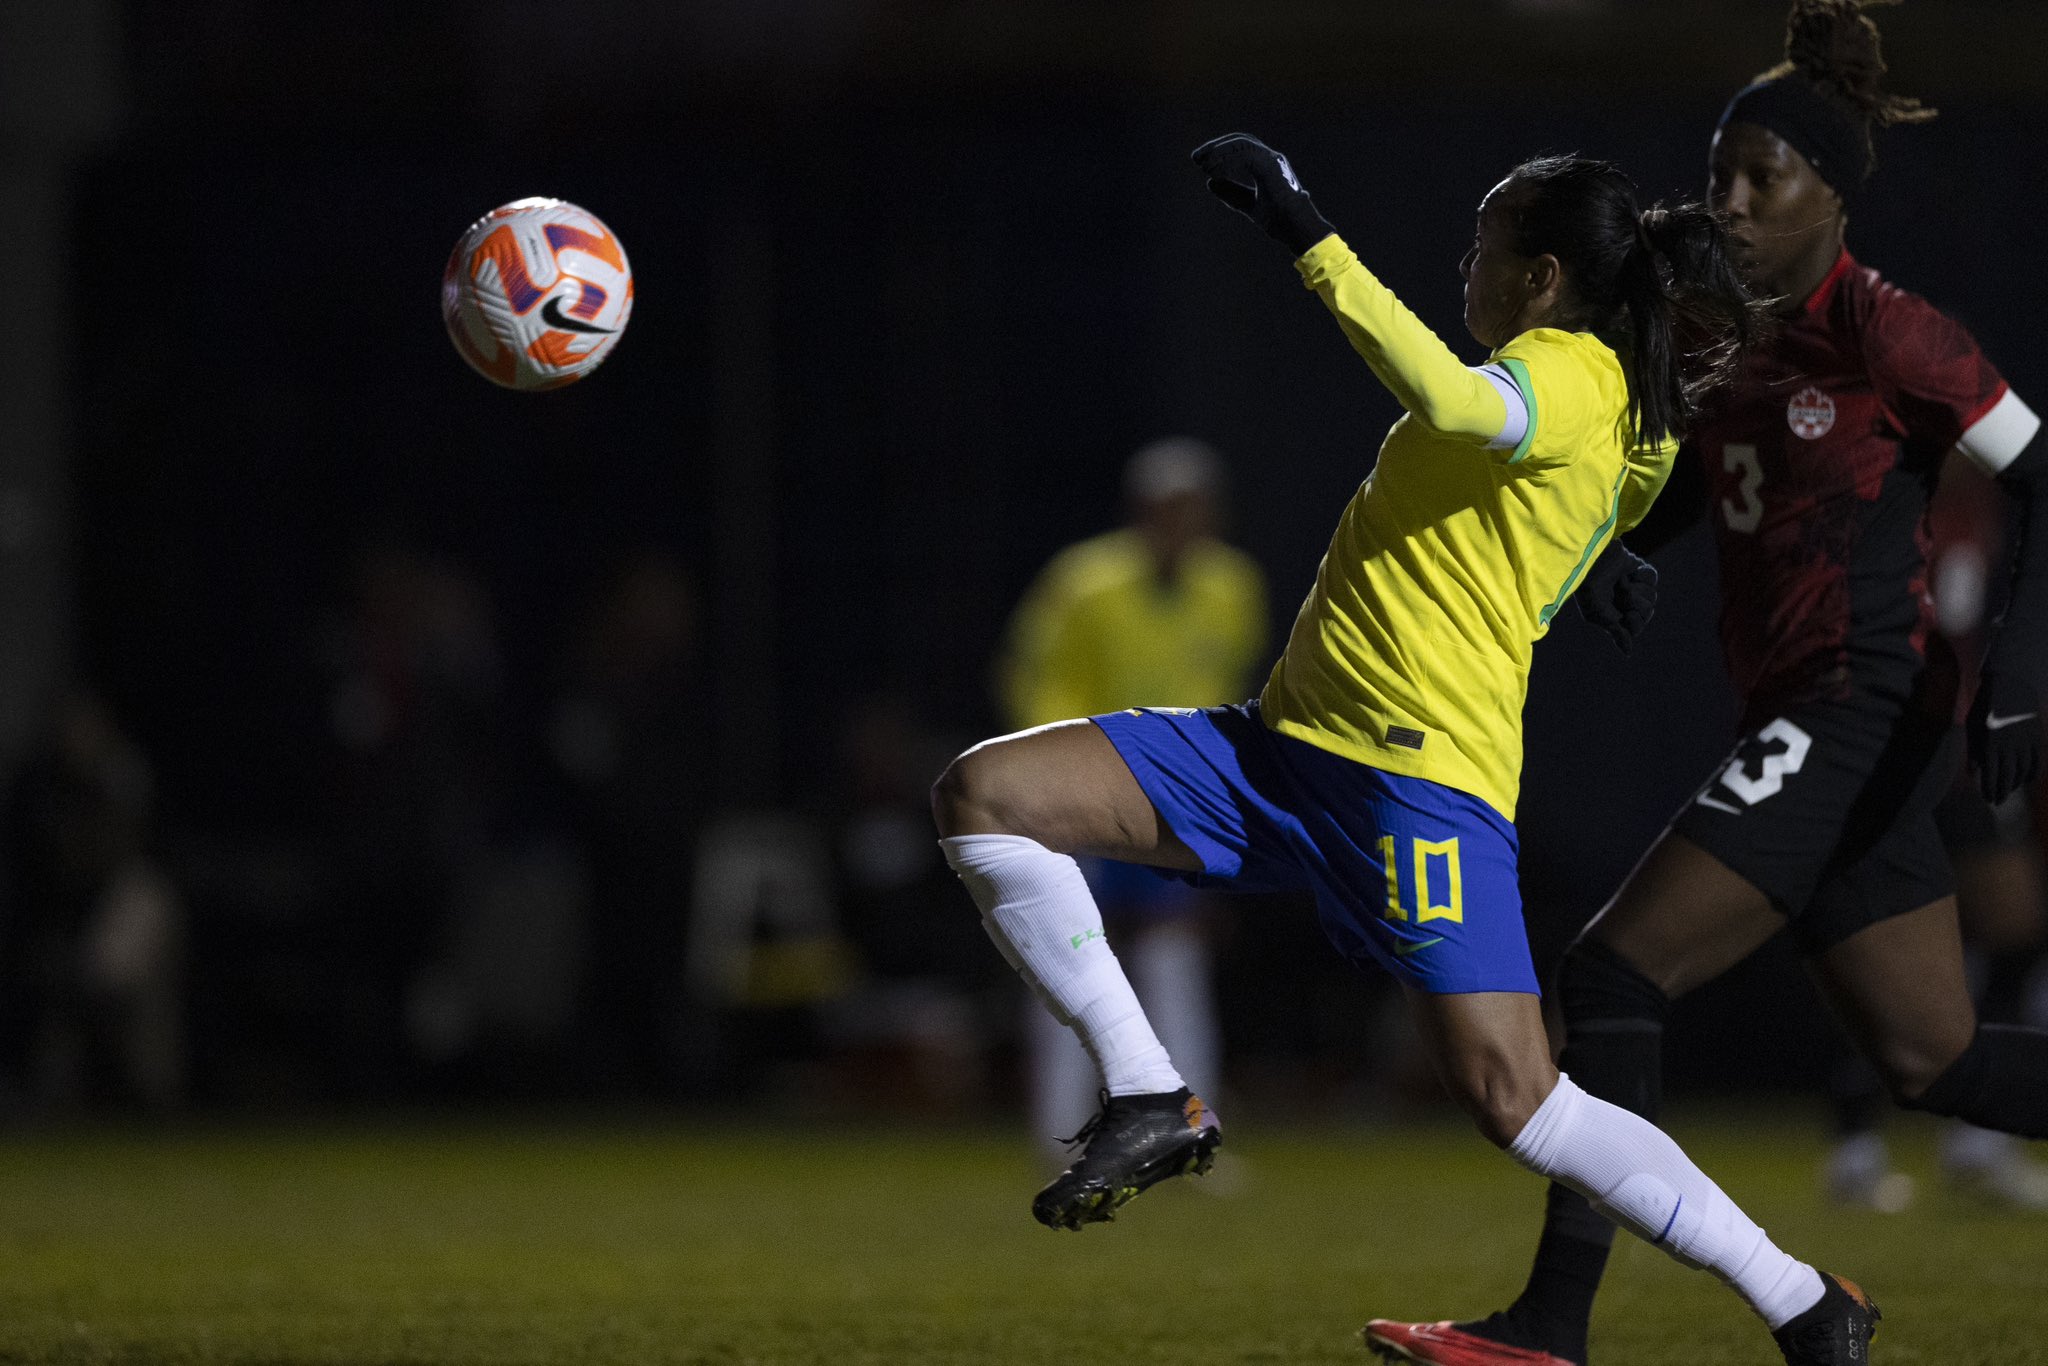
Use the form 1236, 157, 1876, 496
1898, 1023, 2048, 1138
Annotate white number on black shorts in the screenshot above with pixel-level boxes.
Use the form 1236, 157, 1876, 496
1715, 717, 1813, 805
1722, 443, 1763, 533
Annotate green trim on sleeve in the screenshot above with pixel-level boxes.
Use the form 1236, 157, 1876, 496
1498, 356, 1539, 464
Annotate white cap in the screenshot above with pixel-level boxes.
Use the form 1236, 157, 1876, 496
1124, 437, 1223, 503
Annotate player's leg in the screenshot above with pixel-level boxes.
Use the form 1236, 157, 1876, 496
933, 716, 1198, 1089
933, 717, 1219, 1227
1810, 894, 2048, 1139
1937, 791, 2048, 1204
933, 717, 1201, 861
1372, 988, 1870, 1364
1791, 735, 2048, 1143
1026, 862, 1196, 1160
1420, 834, 1786, 1365
934, 707, 1292, 1228
1287, 740, 1858, 1362
1023, 874, 1222, 1165
1387, 710, 1887, 1363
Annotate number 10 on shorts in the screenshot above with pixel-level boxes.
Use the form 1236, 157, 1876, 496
1378, 835, 1464, 923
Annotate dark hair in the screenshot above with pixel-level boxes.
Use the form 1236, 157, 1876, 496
1761, 0, 1936, 162
1502, 156, 1765, 449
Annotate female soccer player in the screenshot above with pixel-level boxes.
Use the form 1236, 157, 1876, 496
1366, 3, 2048, 1364
932, 134, 1877, 1363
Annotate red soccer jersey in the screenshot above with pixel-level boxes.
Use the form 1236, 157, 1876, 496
1690, 250, 2011, 722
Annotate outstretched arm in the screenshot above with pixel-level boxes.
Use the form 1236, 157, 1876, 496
1193, 133, 1523, 452
1295, 239, 1524, 449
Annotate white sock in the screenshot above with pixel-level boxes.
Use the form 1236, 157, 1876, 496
1510, 1075, 1825, 1330
941, 833, 1184, 1096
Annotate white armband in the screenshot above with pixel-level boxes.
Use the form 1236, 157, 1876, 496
1475, 363, 1531, 454
1959, 388, 2042, 475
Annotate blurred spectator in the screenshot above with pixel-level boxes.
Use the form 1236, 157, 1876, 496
822, 692, 1006, 1111
549, 549, 713, 1095
0, 690, 184, 1114
997, 437, 1267, 1150
316, 543, 507, 1097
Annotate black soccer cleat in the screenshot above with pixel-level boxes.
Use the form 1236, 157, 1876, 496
1030, 1087, 1221, 1230
1772, 1272, 1879, 1365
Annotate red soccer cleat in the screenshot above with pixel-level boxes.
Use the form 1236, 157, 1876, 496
1361, 1320, 1576, 1366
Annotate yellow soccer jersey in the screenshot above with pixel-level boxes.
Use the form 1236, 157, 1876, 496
1260, 235, 1674, 820
1001, 528, 1268, 729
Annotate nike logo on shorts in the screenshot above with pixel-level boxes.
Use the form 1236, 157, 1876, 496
1987, 711, 2039, 731
1394, 936, 1444, 957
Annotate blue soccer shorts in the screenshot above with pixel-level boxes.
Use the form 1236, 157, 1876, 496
1092, 701, 1537, 995
1080, 855, 1202, 922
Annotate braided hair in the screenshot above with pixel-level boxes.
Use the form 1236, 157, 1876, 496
1759, 0, 1937, 166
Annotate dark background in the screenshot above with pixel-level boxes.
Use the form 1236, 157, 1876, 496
4, 0, 2045, 1117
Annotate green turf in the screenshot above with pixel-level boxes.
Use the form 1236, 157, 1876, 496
0, 1110, 2042, 1364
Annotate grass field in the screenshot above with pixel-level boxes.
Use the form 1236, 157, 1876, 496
0, 1110, 2042, 1365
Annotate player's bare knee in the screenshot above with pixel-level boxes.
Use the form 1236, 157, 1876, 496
1467, 1080, 1548, 1149
932, 748, 1006, 837
932, 742, 1061, 844
1442, 1051, 1550, 1147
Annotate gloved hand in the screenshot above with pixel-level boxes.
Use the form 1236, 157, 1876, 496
1191, 133, 1337, 257
1573, 538, 1658, 654
1968, 668, 2044, 805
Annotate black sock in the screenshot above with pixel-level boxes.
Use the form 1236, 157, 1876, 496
1907, 1023, 2048, 1137
1457, 1185, 1609, 1363
1461, 939, 1669, 1365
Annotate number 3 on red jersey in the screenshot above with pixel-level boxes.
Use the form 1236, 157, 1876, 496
1722, 443, 1763, 533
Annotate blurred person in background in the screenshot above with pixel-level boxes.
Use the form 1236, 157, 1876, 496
1369, 5, 2048, 1364
318, 543, 507, 1097
0, 690, 184, 1114
549, 549, 711, 1096
996, 437, 1267, 1151
936, 126, 1881, 1361
825, 692, 1007, 1111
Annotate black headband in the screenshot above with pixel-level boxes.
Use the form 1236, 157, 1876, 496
1718, 76, 1872, 196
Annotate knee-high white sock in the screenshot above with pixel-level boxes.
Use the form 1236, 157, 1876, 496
1509, 1075, 1824, 1330
941, 833, 1183, 1096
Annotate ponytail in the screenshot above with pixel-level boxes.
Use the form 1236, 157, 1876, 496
1626, 203, 1762, 447
1504, 156, 1765, 449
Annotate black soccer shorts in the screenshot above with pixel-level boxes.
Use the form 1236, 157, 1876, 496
1668, 697, 1962, 953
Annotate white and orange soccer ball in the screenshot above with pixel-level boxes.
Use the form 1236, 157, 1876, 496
441, 198, 633, 391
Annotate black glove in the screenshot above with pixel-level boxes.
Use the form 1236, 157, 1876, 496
1967, 668, 2044, 805
1190, 133, 1337, 257
1573, 539, 1658, 654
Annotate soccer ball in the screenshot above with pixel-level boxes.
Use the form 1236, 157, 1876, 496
441, 198, 633, 391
